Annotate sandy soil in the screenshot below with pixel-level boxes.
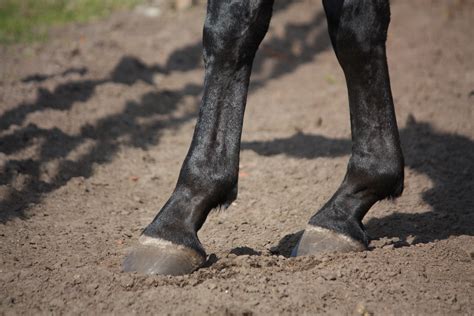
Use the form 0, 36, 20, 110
1, 0, 473, 314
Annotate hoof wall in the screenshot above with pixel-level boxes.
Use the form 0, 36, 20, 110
123, 236, 205, 275
291, 225, 366, 257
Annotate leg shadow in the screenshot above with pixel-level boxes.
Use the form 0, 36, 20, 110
243, 116, 474, 247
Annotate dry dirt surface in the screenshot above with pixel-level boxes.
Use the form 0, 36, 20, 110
1, 0, 473, 314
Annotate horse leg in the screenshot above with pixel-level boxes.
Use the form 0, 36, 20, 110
123, 0, 274, 275
293, 0, 404, 256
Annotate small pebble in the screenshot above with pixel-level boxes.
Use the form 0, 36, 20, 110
120, 275, 134, 288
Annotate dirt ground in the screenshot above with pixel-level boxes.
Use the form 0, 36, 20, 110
1, 0, 473, 314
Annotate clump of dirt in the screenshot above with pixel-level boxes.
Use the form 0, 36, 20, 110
1, 0, 473, 314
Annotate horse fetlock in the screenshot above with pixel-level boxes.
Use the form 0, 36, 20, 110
178, 166, 239, 209
346, 153, 404, 200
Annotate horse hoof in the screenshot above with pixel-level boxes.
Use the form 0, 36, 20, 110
123, 235, 206, 275
291, 225, 366, 257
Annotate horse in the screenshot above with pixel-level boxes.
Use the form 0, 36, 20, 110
123, 0, 404, 275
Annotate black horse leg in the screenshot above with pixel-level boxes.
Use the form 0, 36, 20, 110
123, 0, 274, 275
293, 0, 404, 256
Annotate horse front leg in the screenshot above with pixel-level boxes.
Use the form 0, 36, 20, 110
293, 0, 404, 256
123, 0, 274, 275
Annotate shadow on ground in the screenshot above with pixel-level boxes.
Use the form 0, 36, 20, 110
243, 116, 474, 253
0, 3, 330, 221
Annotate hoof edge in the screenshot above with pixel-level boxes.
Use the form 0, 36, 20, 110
123, 235, 205, 276
292, 225, 366, 257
